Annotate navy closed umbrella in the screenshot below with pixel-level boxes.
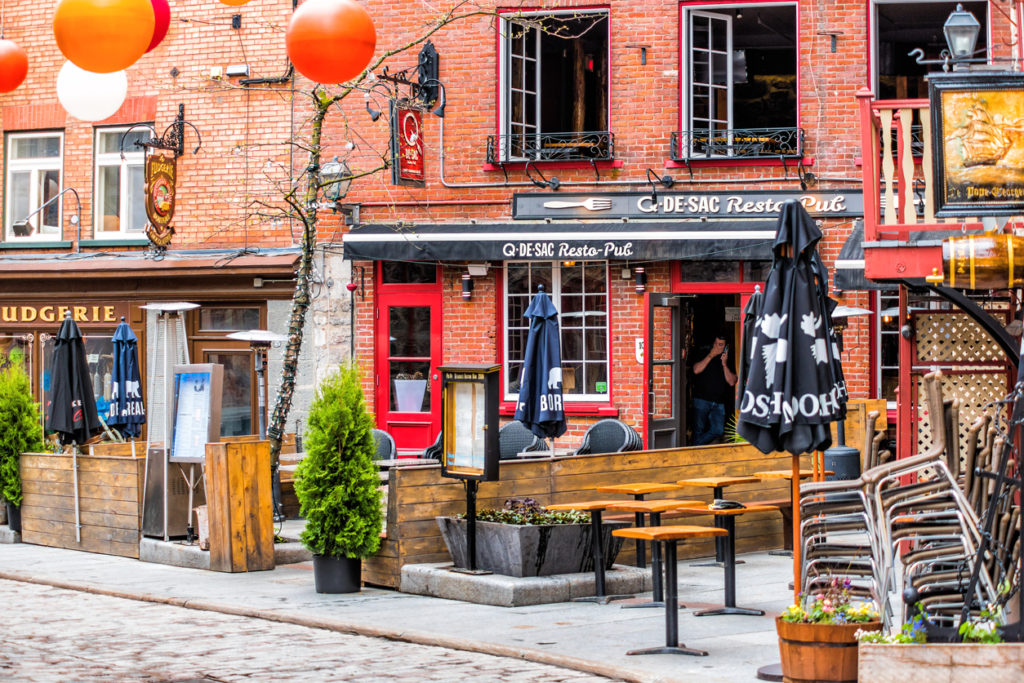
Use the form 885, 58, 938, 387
739, 284, 764, 403
46, 312, 101, 446
738, 200, 847, 454
108, 317, 146, 439
514, 285, 567, 441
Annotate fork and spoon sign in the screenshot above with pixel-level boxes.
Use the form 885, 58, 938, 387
542, 198, 613, 211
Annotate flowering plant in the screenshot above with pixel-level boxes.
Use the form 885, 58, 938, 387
781, 577, 879, 625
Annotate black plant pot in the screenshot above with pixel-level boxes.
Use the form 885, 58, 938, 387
312, 554, 362, 593
5, 502, 21, 533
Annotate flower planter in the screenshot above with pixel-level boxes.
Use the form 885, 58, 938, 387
313, 554, 362, 593
776, 617, 882, 683
393, 379, 427, 412
858, 642, 1024, 682
436, 516, 628, 577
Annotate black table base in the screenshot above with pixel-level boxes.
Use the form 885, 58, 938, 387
694, 514, 763, 617
626, 540, 707, 657
575, 508, 633, 604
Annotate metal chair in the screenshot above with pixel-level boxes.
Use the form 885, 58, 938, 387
575, 419, 639, 455
498, 421, 544, 460
371, 428, 397, 461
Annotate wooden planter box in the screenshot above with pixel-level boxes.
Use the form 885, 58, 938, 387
436, 516, 628, 577
19, 451, 144, 559
858, 643, 1024, 682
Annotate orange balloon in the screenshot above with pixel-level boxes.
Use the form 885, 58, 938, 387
0, 39, 29, 93
53, 0, 155, 73
218, 0, 251, 5
286, 0, 376, 84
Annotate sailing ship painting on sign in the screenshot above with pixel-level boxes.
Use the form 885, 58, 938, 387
931, 73, 1024, 216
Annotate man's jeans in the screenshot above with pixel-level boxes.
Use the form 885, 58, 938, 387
693, 397, 725, 446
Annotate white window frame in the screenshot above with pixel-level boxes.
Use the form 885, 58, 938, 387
4, 131, 64, 242
498, 9, 610, 162
94, 126, 151, 235
679, 2, 798, 155
503, 261, 611, 402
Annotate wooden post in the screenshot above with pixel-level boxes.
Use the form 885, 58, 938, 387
205, 440, 275, 572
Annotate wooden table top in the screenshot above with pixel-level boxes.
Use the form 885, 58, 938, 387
671, 503, 780, 517
676, 475, 762, 488
545, 500, 624, 512
595, 482, 682, 496
754, 469, 833, 481
604, 499, 703, 513
613, 525, 728, 541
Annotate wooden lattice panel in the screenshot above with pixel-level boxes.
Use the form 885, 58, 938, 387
916, 373, 1010, 473
914, 312, 1006, 363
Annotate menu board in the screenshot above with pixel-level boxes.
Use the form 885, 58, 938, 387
169, 364, 223, 464
446, 382, 486, 472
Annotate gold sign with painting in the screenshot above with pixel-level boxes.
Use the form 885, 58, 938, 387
144, 151, 177, 248
931, 72, 1024, 216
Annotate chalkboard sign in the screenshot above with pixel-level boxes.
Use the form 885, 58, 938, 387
169, 363, 223, 464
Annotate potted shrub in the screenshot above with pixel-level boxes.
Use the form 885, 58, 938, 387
776, 578, 881, 682
436, 497, 629, 577
295, 363, 383, 593
392, 371, 427, 412
0, 358, 44, 533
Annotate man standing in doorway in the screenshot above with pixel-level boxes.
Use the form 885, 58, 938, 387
692, 332, 737, 445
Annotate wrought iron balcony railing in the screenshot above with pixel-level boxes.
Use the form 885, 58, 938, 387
486, 131, 614, 164
670, 127, 804, 161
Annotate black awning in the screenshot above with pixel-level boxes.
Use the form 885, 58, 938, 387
833, 223, 894, 291
342, 220, 778, 262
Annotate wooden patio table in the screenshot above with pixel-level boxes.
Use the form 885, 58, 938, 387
545, 500, 634, 604
676, 475, 762, 565
596, 482, 683, 568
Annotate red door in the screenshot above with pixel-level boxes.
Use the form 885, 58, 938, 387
375, 271, 442, 453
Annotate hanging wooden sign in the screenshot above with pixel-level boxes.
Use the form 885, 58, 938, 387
145, 151, 177, 247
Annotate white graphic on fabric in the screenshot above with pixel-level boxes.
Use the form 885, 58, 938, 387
758, 313, 787, 388
801, 312, 829, 364
547, 367, 562, 390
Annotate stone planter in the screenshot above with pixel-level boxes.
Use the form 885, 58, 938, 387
858, 642, 1024, 682
436, 516, 628, 577
776, 617, 882, 683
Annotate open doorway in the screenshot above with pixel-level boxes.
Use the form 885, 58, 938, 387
686, 293, 741, 445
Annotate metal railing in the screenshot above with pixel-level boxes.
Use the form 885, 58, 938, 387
486, 131, 614, 163
669, 127, 804, 161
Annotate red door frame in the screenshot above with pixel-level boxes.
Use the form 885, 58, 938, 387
374, 267, 443, 453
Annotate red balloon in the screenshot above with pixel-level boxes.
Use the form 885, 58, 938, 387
147, 0, 170, 53
286, 0, 376, 84
0, 39, 28, 93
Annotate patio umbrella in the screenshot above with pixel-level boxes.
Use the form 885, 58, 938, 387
514, 285, 567, 445
46, 311, 101, 446
738, 284, 763, 401
737, 199, 848, 605
108, 317, 146, 441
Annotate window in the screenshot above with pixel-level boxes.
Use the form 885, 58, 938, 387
874, 1, 988, 100
4, 132, 63, 241
505, 261, 609, 401
877, 290, 899, 408
495, 10, 610, 162
95, 127, 151, 235
678, 4, 798, 159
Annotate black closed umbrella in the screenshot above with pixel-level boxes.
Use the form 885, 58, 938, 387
738, 200, 847, 454
514, 285, 567, 443
739, 284, 764, 402
46, 312, 101, 446
108, 317, 146, 440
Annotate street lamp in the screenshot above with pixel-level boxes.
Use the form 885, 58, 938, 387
320, 156, 352, 204
943, 3, 981, 62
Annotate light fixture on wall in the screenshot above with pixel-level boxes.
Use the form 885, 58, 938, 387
462, 272, 474, 300
908, 3, 982, 72
634, 266, 647, 294
320, 156, 353, 204
12, 187, 82, 249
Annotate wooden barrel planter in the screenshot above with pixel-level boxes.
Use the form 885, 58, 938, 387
776, 617, 882, 683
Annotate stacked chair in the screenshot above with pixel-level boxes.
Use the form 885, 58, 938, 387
498, 421, 549, 460
573, 419, 644, 455
798, 371, 1004, 632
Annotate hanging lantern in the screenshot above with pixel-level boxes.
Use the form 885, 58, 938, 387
147, 0, 171, 53
56, 61, 128, 121
0, 39, 28, 93
53, 0, 155, 73
286, 0, 376, 84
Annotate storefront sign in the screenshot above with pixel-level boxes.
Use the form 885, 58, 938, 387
1, 303, 128, 325
929, 72, 1024, 216
393, 105, 425, 186
145, 151, 177, 247
513, 190, 863, 220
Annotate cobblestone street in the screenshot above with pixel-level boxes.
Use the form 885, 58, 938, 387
0, 579, 614, 682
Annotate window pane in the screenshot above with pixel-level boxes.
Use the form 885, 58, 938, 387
9, 171, 30, 236
100, 128, 151, 155
126, 164, 146, 232
389, 306, 431, 357
198, 307, 260, 331
562, 328, 583, 361
390, 361, 430, 412
381, 262, 436, 284
208, 352, 252, 437
11, 135, 60, 159
39, 170, 60, 235
99, 165, 120, 232
742, 260, 772, 283
678, 260, 740, 282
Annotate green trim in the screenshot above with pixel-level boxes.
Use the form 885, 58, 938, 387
0, 240, 73, 250
80, 237, 149, 247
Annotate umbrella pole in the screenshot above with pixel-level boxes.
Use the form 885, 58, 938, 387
792, 452, 801, 604
73, 447, 81, 543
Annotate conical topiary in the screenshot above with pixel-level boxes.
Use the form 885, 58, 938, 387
0, 359, 43, 507
295, 363, 382, 558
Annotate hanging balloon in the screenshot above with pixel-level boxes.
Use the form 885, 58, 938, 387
218, 0, 251, 5
286, 0, 376, 84
56, 61, 128, 121
53, 0, 155, 73
0, 39, 29, 93
147, 0, 171, 53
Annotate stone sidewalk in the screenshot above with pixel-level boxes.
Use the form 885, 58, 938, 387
0, 540, 794, 683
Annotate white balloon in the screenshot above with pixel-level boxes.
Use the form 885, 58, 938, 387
56, 61, 128, 122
